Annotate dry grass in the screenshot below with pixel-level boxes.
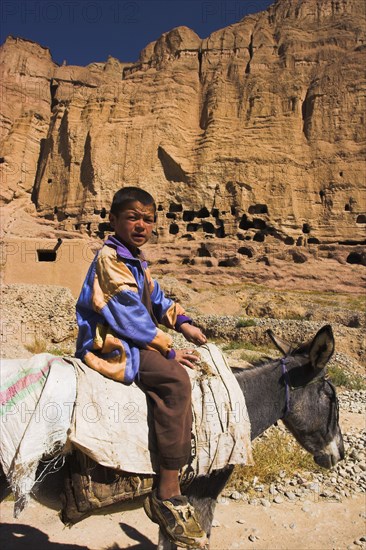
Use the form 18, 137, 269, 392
229, 426, 319, 492
24, 338, 72, 356
24, 337, 48, 354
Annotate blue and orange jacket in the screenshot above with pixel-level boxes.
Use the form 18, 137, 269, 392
75, 236, 191, 384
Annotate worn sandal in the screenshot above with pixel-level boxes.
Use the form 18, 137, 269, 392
143, 490, 207, 548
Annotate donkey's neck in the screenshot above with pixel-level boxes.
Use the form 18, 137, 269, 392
235, 361, 286, 440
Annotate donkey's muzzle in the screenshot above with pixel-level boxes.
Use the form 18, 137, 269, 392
314, 434, 345, 468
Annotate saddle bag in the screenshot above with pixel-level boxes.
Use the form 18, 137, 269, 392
60, 449, 154, 525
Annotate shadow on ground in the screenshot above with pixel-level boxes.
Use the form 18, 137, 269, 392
118, 522, 156, 549
0, 523, 88, 550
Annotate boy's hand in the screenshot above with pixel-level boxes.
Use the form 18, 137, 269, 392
180, 323, 207, 346
174, 349, 200, 369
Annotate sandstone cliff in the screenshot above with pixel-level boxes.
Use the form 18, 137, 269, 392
1, 0, 365, 250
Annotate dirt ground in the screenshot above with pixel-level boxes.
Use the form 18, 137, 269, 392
1, 412, 365, 550
0, 493, 365, 550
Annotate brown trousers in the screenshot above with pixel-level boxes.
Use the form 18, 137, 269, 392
138, 349, 192, 470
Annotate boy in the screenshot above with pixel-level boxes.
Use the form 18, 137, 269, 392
75, 187, 207, 548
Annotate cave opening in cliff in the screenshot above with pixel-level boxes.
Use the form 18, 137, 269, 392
285, 236, 295, 245
166, 213, 176, 219
183, 210, 195, 222
169, 223, 179, 235
239, 215, 254, 230
216, 222, 225, 238
198, 245, 211, 257
93, 207, 107, 218
302, 223, 311, 234
346, 252, 364, 265
37, 250, 57, 262
187, 223, 200, 232
308, 237, 320, 244
253, 218, 267, 230
248, 204, 268, 215
356, 215, 366, 223
98, 222, 112, 239
218, 257, 240, 267
169, 203, 183, 213
196, 207, 210, 218
253, 232, 265, 242
238, 247, 254, 258
202, 222, 215, 234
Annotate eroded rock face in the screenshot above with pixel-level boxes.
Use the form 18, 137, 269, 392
1, 0, 365, 248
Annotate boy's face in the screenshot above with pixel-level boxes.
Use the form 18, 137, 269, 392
109, 200, 155, 249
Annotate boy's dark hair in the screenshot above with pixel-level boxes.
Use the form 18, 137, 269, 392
110, 186, 156, 216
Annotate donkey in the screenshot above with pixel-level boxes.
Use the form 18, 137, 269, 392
2, 325, 344, 550
156, 324, 344, 549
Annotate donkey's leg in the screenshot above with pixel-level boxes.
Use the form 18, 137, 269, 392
186, 495, 215, 547
185, 467, 234, 546
157, 529, 177, 550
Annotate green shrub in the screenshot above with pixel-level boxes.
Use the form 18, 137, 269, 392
222, 341, 249, 351
236, 318, 257, 328
328, 365, 366, 390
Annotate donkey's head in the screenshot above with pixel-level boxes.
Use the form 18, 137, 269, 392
268, 324, 344, 469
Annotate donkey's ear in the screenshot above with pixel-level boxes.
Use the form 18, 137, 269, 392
309, 325, 335, 371
266, 329, 294, 355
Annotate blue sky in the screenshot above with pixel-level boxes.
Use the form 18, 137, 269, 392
1, 0, 273, 66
